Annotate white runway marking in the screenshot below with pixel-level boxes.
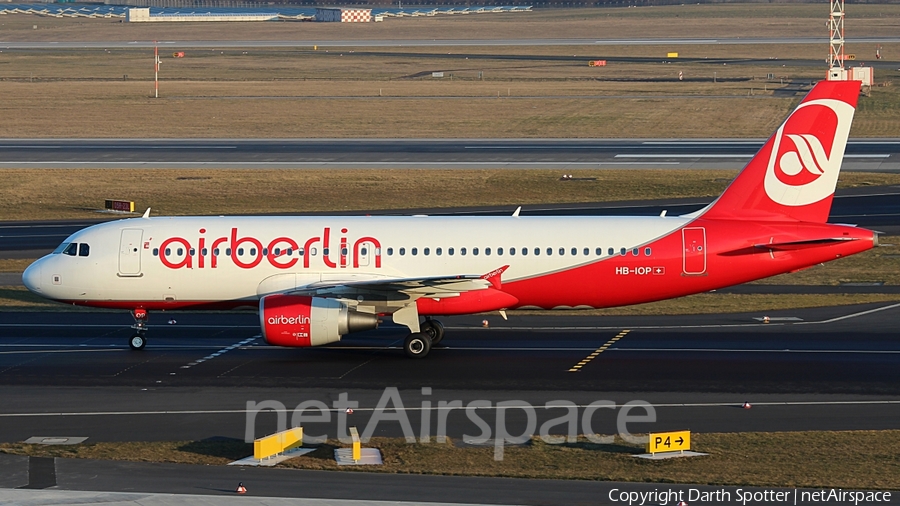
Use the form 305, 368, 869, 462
0, 400, 897, 418
180, 336, 258, 369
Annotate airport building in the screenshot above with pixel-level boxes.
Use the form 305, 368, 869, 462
315, 7, 372, 22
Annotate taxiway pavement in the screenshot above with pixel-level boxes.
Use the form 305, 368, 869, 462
0, 138, 897, 171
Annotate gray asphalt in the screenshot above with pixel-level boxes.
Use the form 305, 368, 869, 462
1, 303, 900, 504
4, 37, 900, 49
1, 303, 899, 443
1, 138, 898, 171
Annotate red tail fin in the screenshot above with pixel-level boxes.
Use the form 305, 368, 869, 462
701, 80, 860, 223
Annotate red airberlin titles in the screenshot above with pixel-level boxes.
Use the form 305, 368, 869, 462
22, 80, 876, 358
157, 227, 381, 270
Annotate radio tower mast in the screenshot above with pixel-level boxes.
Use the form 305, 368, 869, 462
828, 0, 845, 71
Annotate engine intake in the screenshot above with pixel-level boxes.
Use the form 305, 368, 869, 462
260, 294, 377, 347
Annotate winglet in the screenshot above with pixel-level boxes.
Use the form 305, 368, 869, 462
512, 206, 521, 218
142, 208, 151, 219
480, 265, 510, 289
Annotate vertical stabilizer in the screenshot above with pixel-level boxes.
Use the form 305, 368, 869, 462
701, 80, 860, 223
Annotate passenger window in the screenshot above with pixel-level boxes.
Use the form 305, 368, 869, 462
288, 248, 294, 256
534, 248, 540, 256
214, 248, 220, 256
570, 247, 576, 256
400, 248, 406, 256
360, 248, 367, 255
153, 248, 159, 256
498, 247, 504, 256
485, 247, 491, 256
341, 248, 348, 256
473, 248, 479, 256
226, 248, 232, 256
645, 247, 652, 256
449, 247, 454, 256
177, 248, 184, 256
387, 247, 394, 256
633, 248, 639, 256
424, 248, 430, 256
509, 247, 515, 256
522, 248, 527, 256
608, 248, 614, 256
63, 243, 78, 256
620, 248, 627, 256
250, 248, 257, 256
436, 247, 442, 256
202, 248, 208, 256
559, 247, 565, 256
189, 248, 195, 256
461, 248, 467, 256
262, 248, 268, 256
596, 248, 602, 255
412, 247, 418, 256
546, 247, 552, 256
375, 248, 381, 256
310, 248, 317, 256
79, 243, 90, 257
165, 248, 171, 256
237, 248, 244, 256
274, 248, 281, 255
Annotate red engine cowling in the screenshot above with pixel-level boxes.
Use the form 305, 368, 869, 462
260, 294, 378, 347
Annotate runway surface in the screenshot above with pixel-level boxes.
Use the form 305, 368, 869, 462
1, 302, 899, 445
4, 37, 900, 49
1, 138, 898, 171
3, 185, 898, 257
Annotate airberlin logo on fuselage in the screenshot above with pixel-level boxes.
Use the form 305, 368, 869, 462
156, 227, 382, 270
763, 98, 855, 207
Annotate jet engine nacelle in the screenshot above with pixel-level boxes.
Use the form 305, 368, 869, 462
260, 294, 378, 347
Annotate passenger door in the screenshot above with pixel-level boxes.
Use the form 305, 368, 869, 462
682, 227, 707, 275
119, 229, 143, 276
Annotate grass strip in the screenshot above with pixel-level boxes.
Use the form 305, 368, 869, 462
2, 431, 898, 489
2, 169, 899, 221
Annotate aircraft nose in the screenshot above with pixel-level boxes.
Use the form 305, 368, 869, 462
22, 261, 42, 293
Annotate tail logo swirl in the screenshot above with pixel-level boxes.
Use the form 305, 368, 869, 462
764, 99, 855, 207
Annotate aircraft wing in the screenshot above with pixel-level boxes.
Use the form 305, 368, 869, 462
289, 274, 491, 299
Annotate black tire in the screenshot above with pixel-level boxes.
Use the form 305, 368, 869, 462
422, 319, 445, 345
404, 332, 431, 359
129, 333, 146, 351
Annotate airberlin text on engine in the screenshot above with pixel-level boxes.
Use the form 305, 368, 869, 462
155, 227, 382, 270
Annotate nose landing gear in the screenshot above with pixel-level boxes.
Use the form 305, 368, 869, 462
130, 308, 148, 350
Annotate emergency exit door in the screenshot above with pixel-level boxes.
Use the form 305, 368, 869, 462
119, 229, 143, 276
682, 227, 707, 275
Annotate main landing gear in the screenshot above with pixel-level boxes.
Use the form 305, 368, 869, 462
403, 318, 445, 359
129, 308, 148, 351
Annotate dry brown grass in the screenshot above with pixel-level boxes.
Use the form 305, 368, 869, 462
1, 6, 898, 138
3, 430, 900, 488
2, 169, 899, 221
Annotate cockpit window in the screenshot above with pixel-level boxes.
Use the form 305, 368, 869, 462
79, 243, 90, 257
63, 243, 78, 256
52, 242, 71, 254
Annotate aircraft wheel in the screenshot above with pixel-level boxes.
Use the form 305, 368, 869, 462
404, 332, 431, 359
421, 319, 445, 345
129, 333, 146, 351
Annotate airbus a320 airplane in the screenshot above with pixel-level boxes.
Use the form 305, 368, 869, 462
23, 80, 876, 358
